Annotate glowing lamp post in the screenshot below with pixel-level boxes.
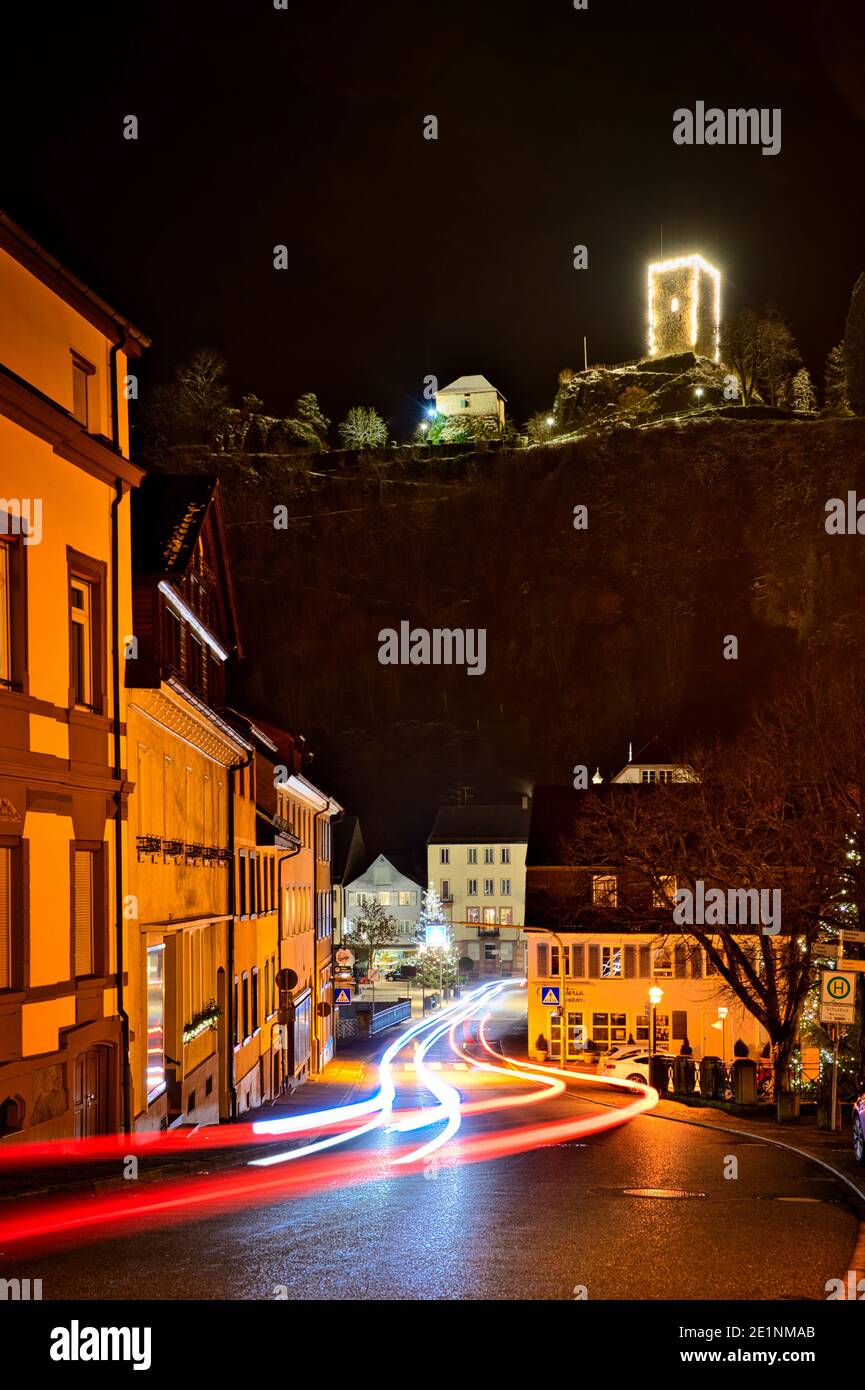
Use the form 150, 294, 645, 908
648, 985, 664, 1058
717, 1006, 729, 1065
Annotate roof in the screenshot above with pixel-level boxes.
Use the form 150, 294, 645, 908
427, 804, 530, 844
349, 852, 425, 890
526, 785, 588, 866
132, 474, 218, 574
0, 211, 150, 355
437, 375, 505, 398
626, 735, 685, 766
332, 817, 366, 884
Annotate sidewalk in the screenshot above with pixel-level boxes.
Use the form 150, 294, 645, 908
0, 1044, 380, 1205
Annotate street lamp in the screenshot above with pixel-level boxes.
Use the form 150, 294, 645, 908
648, 985, 664, 1058
694, 386, 704, 402
717, 1006, 728, 1065
545, 415, 555, 428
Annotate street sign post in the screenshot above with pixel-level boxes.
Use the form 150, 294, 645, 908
334, 986, 353, 1007
820, 969, 857, 1024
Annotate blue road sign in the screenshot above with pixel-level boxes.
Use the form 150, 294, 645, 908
334, 987, 352, 1006
540, 986, 561, 1006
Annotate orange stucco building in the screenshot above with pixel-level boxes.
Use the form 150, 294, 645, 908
0, 212, 148, 1141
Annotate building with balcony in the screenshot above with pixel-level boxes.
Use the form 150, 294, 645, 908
426, 802, 530, 978
126, 474, 250, 1130
0, 212, 148, 1141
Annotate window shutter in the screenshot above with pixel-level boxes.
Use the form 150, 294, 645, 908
74, 849, 95, 976
536, 943, 549, 977
0, 846, 10, 989
588, 944, 601, 978
571, 944, 584, 978
638, 945, 651, 978
674, 944, 687, 978
672, 1009, 688, 1041
624, 945, 636, 979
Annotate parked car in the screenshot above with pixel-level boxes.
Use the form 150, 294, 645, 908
599, 1052, 676, 1085
853, 1092, 865, 1163
385, 965, 417, 982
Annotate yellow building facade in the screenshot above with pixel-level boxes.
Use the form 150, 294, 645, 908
0, 213, 148, 1141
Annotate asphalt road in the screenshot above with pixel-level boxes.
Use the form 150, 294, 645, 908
0, 999, 859, 1301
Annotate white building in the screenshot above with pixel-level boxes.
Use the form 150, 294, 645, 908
426, 803, 530, 978
343, 854, 425, 970
434, 375, 506, 430
609, 736, 695, 785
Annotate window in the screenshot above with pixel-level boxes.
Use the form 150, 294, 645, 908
482, 907, 497, 925
242, 971, 250, 1041
467, 878, 478, 896
635, 1011, 650, 1043
550, 945, 571, 977
501, 878, 511, 896
653, 945, 673, 977
592, 1011, 627, 1047
601, 945, 622, 978
0, 540, 13, 689
233, 976, 239, 1046
71, 353, 94, 427
466, 906, 480, 923
164, 607, 183, 672
641, 769, 656, 784
146, 946, 165, 1098
378, 891, 392, 906
189, 633, 205, 696
483, 878, 494, 896
238, 850, 248, 916
501, 847, 510, 864
592, 874, 617, 908
484, 848, 494, 864
73, 847, 102, 976
467, 847, 478, 864
536, 943, 549, 976
439, 848, 449, 865
252, 967, 260, 1033
399, 891, 414, 906
659, 770, 673, 784
499, 907, 513, 926
653, 875, 677, 907
70, 577, 96, 709
484, 942, 497, 961
0, 843, 21, 990
440, 879, 450, 900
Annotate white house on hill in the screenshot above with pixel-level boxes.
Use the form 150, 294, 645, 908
435, 375, 505, 429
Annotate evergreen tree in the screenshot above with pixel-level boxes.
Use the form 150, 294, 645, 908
788, 366, 817, 413
824, 343, 851, 416
294, 392, 330, 440
844, 272, 865, 414
417, 883, 448, 945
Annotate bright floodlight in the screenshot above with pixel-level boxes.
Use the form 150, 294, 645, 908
545, 416, 555, 426
426, 924, 447, 949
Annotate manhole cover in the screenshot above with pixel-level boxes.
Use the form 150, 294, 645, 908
622, 1188, 706, 1199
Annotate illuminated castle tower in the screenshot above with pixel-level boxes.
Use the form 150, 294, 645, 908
647, 254, 720, 361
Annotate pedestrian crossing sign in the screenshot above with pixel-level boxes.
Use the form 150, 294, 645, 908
334, 987, 352, 1006
541, 986, 561, 1006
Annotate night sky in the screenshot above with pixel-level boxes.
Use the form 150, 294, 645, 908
4, 0, 865, 436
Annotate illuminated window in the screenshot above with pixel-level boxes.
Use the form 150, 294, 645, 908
146, 945, 166, 1098
592, 1011, 627, 1046
653, 875, 677, 907
592, 874, 617, 908
654, 946, 673, 977
398, 891, 413, 905
499, 907, 513, 925
601, 946, 622, 978
466, 906, 480, 923
482, 908, 497, 925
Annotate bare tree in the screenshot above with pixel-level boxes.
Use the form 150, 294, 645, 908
343, 897, 400, 976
